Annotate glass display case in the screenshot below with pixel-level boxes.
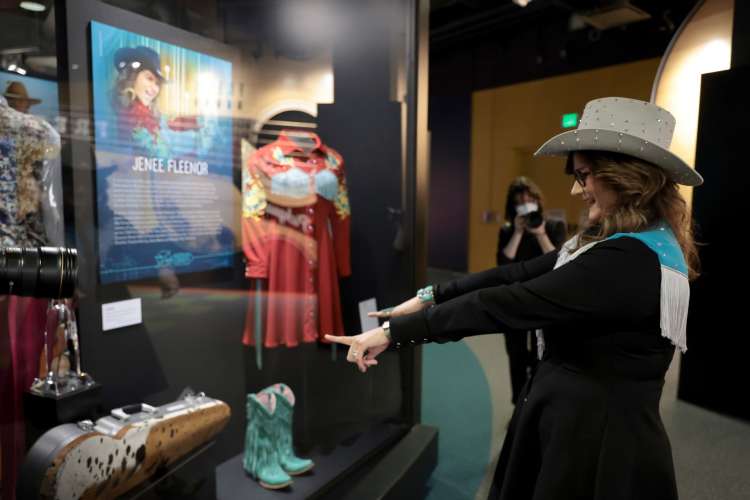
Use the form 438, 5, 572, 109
0, 0, 430, 498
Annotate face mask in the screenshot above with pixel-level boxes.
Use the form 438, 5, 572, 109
516, 202, 539, 216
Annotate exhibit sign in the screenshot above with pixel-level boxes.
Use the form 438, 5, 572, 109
90, 21, 235, 283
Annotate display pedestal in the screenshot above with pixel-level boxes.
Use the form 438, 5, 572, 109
338, 424, 438, 500
215, 423, 406, 500
23, 383, 102, 447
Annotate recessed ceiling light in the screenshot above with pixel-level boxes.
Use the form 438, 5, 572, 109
19, 2, 46, 13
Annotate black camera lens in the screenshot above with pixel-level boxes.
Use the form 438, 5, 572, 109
526, 211, 544, 229
0, 247, 78, 298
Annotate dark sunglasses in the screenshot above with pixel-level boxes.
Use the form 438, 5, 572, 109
573, 170, 591, 188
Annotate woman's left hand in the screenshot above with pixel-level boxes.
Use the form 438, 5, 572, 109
325, 328, 391, 373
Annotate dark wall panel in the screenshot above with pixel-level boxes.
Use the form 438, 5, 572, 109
678, 65, 747, 420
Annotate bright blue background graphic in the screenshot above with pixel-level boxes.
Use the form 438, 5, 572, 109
90, 21, 235, 284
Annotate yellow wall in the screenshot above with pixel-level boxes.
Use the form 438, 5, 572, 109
469, 58, 660, 272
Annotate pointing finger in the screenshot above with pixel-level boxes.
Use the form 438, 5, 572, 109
325, 334, 354, 346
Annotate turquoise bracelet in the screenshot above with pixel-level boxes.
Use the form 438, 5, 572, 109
417, 285, 434, 304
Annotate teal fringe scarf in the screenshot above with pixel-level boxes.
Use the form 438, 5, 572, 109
536, 222, 690, 358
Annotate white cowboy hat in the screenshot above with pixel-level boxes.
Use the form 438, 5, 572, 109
534, 97, 703, 187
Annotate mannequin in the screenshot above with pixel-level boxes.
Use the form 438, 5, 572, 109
241, 129, 351, 367
0, 95, 63, 500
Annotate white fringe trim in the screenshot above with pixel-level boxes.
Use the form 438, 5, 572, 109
535, 329, 545, 360
660, 266, 689, 353
554, 236, 598, 269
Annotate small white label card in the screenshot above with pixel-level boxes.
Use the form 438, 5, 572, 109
102, 298, 143, 331
358, 297, 379, 333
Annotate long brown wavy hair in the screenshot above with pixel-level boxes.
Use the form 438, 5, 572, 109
566, 151, 700, 280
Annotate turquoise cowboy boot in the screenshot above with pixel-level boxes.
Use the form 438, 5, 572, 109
260, 383, 314, 475
243, 392, 293, 489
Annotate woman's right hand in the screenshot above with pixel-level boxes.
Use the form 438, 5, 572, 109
368, 296, 427, 319
513, 214, 526, 234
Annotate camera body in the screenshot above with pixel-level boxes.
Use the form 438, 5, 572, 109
516, 202, 544, 230
524, 211, 544, 230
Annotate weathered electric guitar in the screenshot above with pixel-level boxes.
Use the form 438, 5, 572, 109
19, 390, 231, 500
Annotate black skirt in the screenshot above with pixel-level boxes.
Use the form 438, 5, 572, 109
491, 330, 678, 500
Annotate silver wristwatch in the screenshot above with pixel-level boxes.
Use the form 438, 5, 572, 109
382, 320, 391, 341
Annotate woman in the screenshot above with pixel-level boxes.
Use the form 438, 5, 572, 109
497, 176, 566, 405
327, 97, 703, 499
112, 45, 201, 157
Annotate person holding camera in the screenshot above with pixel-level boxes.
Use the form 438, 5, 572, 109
497, 177, 566, 405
